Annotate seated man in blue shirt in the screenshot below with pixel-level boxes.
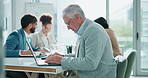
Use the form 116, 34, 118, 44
4, 14, 39, 78
4, 14, 39, 57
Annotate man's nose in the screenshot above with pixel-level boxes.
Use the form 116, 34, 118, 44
67, 26, 71, 30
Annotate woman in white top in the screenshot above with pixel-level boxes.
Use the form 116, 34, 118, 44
32, 14, 56, 50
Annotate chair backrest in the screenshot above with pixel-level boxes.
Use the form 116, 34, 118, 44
116, 58, 128, 78
124, 50, 136, 78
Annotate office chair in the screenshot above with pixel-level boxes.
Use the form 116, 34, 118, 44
116, 58, 127, 78
124, 50, 136, 78
116, 56, 128, 78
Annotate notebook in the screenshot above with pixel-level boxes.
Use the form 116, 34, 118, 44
26, 40, 61, 66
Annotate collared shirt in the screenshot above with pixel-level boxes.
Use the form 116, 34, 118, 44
76, 19, 87, 36
23, 30, 30, 39
23, 30, 30, 50
19, 29, 30, 55
40, 31, 49, 47
75, 19, 88, 58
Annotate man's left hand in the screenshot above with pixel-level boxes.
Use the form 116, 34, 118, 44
45, 53, 63, 64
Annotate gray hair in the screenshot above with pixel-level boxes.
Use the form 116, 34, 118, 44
62, 4, 85, 19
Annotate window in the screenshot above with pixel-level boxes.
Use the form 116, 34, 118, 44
109, 0, 133, 54
141, 0, 148, 72
56, 0, 106, 45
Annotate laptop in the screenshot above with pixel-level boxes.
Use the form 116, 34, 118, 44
26, 40, 61, 66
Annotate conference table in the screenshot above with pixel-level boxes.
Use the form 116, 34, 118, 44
4, 57, 66, 78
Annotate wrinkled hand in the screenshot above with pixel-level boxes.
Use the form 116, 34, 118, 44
21, 50, 32, 55
45, 53, 63, 64
42, 47, 50, 52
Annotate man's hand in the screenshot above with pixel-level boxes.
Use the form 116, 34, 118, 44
45, 53, 63, 64
37, 47, 50, 52
43, 47, 50, 52
20, 50, 32, 55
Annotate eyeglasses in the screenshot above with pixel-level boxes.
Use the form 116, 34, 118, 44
65, 19, 71, 27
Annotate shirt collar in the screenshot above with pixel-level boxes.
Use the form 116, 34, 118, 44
76, 19, 88, 36
23, 29, 29, 38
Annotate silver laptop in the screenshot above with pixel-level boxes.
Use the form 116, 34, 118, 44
26, 40, 61, 66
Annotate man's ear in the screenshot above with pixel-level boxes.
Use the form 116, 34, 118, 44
75, 14, 80, 20
28, 24, 32, 29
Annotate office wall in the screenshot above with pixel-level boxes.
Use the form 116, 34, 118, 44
25, 3, 54, 32
3, 0, 32, 45
3, 0, 12, 45
4, 0, 12, 34
57, 0, 77, 45
12, 0, 32, 30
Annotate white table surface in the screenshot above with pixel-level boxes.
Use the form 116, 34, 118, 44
4, 58, 65, 74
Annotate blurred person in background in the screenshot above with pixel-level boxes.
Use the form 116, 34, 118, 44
32, 14, 56, 52
94, 17, 121, 57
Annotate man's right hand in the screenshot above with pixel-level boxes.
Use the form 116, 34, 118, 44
20, 50, 32, 55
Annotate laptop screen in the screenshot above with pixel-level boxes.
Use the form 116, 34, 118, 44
26, 40, 61, 66
26, 40, 39, 65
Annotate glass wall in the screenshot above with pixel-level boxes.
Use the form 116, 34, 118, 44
141, 0, 148, 72
109, 0, 133, 55
75, 0, 106, 20
56, 0, 106, 45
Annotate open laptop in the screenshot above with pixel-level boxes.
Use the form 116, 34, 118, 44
26, 40, 61, 66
